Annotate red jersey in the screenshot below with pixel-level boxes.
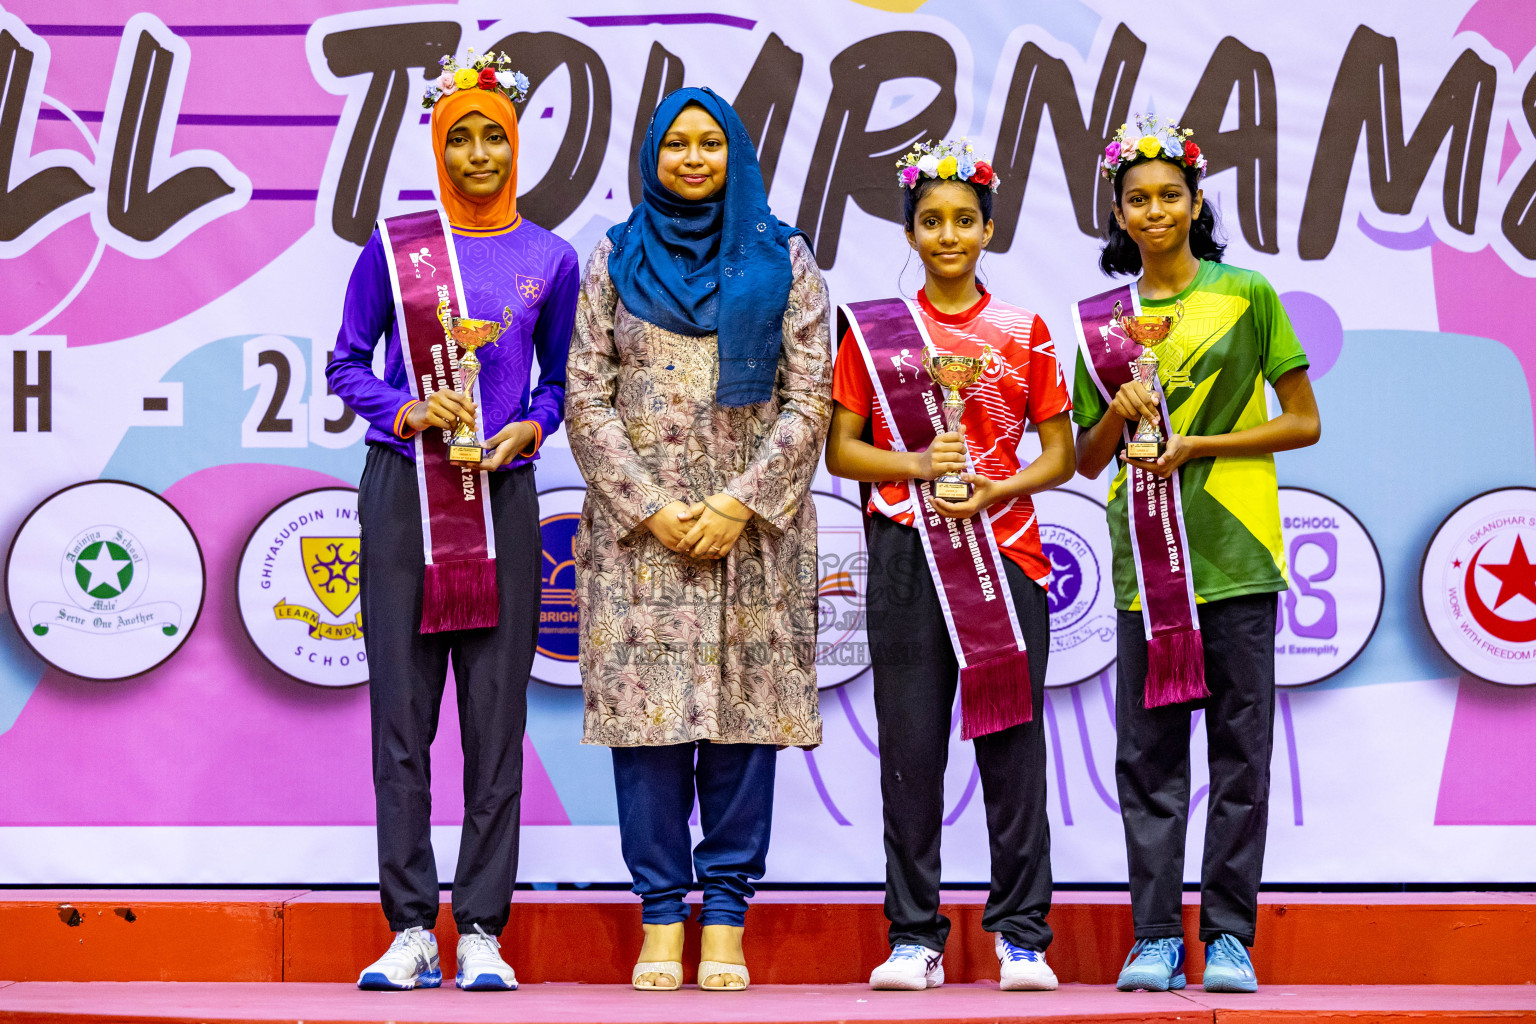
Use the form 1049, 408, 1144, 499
832, 287, 1072, 584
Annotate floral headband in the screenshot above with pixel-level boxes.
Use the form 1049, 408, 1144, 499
895, 137, 999, 193
1101, 114, 1205, 181
421, 49, 530, 110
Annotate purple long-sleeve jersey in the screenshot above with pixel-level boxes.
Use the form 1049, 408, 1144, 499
327, 218, 579, 467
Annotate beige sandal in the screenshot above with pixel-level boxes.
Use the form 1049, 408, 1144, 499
698, 959, 750, 991
631, 960, 683, 991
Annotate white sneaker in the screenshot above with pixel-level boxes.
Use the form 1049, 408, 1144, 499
456, 924, 518, 991
869, 943, 944, 990
997, 935, 1058, 991
357, 926, 442, 990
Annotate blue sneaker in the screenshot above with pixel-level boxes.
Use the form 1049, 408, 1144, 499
869, 943, 944, 990
357, 926, 443, 990
1202, 933, 1257, 993
455, 924, 518, 991
996, 935, 1057, 991
1116, 937, 1186, 992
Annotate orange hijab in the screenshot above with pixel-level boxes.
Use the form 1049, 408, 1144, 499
431, 87, 519, 230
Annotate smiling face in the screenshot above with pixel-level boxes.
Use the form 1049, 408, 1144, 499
656, 104, 728, 200
441, 111, 513, 198
906, 180, 994, 283
1113, 159, 1204, 260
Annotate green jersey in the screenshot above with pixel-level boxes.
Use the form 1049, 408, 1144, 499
1072, 261, 1310, 611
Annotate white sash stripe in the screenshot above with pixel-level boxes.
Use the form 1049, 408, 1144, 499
900, 299, 1029, 656
378, 216, 437, 565
441, 216, 497, 562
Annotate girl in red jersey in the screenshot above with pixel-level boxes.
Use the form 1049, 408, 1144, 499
823, 139, 1075, 993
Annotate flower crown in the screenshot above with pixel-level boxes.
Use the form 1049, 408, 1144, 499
1100, 114, 1206, 181
895, 137, 999, 194
421, 49, 530, 110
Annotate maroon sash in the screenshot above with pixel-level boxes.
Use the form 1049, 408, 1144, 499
839, 299, 1032, 739
1072, 285, 1206, 707
379, 210, 499, 633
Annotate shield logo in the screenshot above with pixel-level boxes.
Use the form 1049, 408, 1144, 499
514, 274, 546, 307
302, 537, 361, 617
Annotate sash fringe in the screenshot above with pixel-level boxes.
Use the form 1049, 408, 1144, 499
420, 558, 500, 633
1143, 629, 1208, 708
959, 651, 1033, 740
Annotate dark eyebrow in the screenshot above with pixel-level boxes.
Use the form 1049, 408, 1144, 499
664, 125, 725, 138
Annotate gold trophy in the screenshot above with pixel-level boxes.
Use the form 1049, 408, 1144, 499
921, 345, 994, 501
1114, 300, 1183, 460
436, 300, 503, 464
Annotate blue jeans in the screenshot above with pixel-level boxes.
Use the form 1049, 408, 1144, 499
611, 742, 776, 927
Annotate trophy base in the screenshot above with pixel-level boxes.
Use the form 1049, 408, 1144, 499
448, 444, 486, 464
933, 478, 971, 501
1125, 439, 1165, 460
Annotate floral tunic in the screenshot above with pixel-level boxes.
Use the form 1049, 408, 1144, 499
567, 235, 831, 747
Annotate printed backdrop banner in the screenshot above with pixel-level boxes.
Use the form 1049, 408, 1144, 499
1, 0, 1534, 884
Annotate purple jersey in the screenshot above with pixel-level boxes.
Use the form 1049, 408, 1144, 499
327, 217, 579, 467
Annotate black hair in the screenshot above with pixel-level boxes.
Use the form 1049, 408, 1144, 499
902, 176, 994, 231
1099, 159, 1224, 276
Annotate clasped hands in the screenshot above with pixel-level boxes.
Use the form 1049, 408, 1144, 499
405, 389, 536, 470
643, 493, 751, 560
915, 429, 1009, 520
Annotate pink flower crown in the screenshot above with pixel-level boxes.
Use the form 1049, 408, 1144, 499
1100, 114, 1206, 181
421, 49, 530, 110
895, 137, 999, 193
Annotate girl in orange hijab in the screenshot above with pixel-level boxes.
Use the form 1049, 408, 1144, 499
428, 61, 522, 231
327, 50, 581, 994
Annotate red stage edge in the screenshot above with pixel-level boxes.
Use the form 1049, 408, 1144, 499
2, 890, 1534, 987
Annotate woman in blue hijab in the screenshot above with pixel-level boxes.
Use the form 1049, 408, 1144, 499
566, 88, 832, 992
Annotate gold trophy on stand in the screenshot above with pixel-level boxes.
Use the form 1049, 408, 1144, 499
921, 345, 994, 501
436, 300, 503, 464
1114, 300, 1183, 460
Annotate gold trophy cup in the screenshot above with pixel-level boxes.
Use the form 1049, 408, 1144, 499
436, 300, 503, 464
1114, 300, 1183, 461
921, 345, 994, 502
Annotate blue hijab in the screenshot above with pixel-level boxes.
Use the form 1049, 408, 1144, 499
606, 87, 803, 407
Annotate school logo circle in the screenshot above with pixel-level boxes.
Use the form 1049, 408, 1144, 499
1421, 487, 1536, 685
1031, 489, 1115, 687
66, 529, 146, 610
532, 487, 584, 686
813, 490, 870, 689
5, 480, 204, 680
1276, 488, 1383, 686
236, 488, 365, 687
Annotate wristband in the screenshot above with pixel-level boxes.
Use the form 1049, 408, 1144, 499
703, 498, 750, 523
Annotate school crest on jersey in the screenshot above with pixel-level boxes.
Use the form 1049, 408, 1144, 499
515, 274, 546, 307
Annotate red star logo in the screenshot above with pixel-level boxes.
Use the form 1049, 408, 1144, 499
1479, 535, 1536, 610
1452, 558, 1462, 568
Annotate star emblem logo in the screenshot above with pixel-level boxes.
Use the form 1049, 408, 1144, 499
75, 541, 133, 598
1465, 533, 1536, 645
1478, 535, 1536, 611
